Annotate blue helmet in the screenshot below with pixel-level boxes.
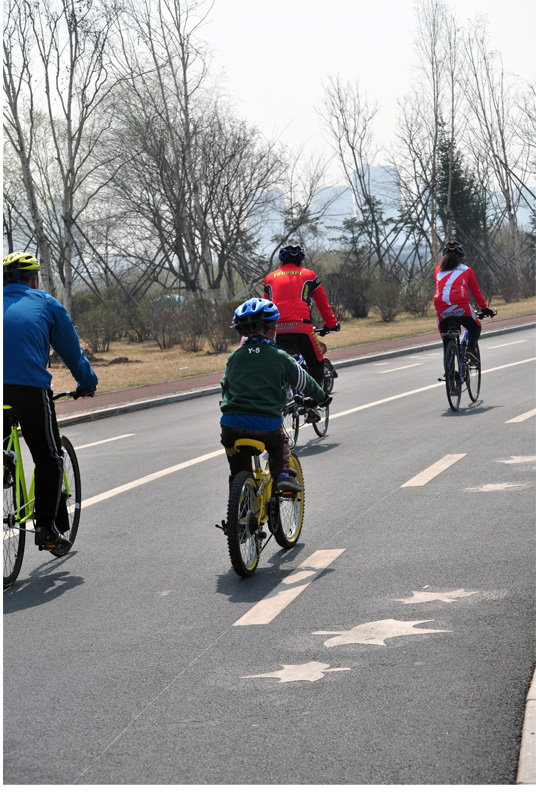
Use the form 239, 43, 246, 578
232, 297, 280, 336
278, 244, 305, 264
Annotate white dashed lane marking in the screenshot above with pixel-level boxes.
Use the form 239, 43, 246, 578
506, 409, 536, 424
233, 549, 345, 626
401, 454, 466, 487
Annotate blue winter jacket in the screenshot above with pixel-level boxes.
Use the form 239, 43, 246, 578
3, 282, 98, 392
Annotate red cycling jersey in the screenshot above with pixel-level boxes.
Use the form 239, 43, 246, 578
264, 265, 338, 336
434, 263, 487, 325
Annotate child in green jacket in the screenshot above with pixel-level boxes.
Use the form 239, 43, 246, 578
220, 297, 329, 492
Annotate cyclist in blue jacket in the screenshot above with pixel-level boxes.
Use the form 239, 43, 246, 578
3, 252, 98, 552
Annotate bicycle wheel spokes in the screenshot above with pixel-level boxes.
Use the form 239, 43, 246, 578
226, 472, 260, 577
467, 345, 481, 402
51, 435, 81, 558
272, 454, 304, 549
445, 340, 461, 411
3, 463, 26, 588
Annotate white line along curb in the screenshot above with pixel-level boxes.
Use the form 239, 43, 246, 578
517, 668, 536, 784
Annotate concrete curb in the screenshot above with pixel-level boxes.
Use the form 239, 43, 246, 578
56, 321, 535, 429
517, 668, 536, 784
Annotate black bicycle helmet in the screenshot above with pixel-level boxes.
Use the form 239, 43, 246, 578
442, 240, 465, 257
232, 297, 280, 336
278, 244, 305, 264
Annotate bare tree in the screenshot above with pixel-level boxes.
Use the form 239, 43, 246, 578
462, 20, 529, 295
3, 0, 55, 293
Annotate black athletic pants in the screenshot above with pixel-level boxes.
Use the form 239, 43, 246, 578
439, 316, 481, 353
3, 385, 67, 533
276, 333, 325, 386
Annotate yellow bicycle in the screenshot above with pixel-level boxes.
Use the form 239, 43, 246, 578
218, 438, 305, 577
3, 392, 81, 588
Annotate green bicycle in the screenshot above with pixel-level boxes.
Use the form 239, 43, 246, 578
218, 438, 305, 577
3, 392, 81, 588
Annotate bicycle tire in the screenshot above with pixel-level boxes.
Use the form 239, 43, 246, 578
3, 461, 26, 588
272, 453, 305, 549
282, 385, 299, 449
50, 435, 81, 558
312, 403, 329, 438
226, 471, 260, 577
323, 358, 335, 394
467, 344, 481, 402
445, 340, 461, 411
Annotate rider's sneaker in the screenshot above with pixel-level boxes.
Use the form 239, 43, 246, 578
276, 473, 302, 493
466, 346, 480, 364
304, 408, 321, 424
35, 526, 72, 552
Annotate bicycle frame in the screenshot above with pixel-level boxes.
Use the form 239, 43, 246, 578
3, 412, 35, 529
233, 438, 273, 536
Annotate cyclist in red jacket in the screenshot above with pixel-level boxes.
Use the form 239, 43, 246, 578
264, 244, 340, 387
434, 241, 494, 362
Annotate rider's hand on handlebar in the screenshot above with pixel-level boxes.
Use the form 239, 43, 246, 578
480, 307, 495, 318
72, 386, 96, 399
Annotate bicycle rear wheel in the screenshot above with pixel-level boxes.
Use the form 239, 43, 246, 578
226, 471, 260, 577
323, 358, 335, 394
312, 404, 329, 438
445, 340, 461, 411
282, 385, 299, 449
467, 344, 481, 402
51, 435, 81, 558
272, 453, 304, 549
3, 461, 25, 588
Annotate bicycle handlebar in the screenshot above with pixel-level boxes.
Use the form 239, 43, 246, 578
476, 308, 498, 320
52, 388, 96, 401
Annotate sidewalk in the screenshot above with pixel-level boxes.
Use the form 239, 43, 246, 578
56, 313, 535, 428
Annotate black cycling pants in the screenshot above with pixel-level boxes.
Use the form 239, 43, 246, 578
276, 333, 325, 387
3, 385, 66, 533
439, 316, 481, 352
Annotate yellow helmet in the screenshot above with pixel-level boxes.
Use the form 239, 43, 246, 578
3, 251, 41, 271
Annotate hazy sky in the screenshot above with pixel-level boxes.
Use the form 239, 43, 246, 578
203, 0, 535, 178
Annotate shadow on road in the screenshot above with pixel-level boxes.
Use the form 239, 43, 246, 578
3, 554, 84, 612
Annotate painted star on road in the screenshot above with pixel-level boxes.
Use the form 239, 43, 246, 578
312, 619, 451, 648
241, 661, 350, 683
395, 589, 477, 604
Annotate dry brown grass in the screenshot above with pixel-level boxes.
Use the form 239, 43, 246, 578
50, 296, 536, 394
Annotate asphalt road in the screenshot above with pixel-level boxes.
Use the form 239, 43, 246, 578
4, 330, 535, 785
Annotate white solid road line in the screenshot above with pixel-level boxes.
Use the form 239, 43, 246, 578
506, 409, 536, 424
402, 454, 466, 487
378, 363, 424, 373
233, 549, 346, 626
489, 340, 527, 348
82, 449, 225, 508
76, 434, 135, 450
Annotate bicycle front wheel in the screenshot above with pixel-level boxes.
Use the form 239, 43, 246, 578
226, 471, 260, 577
445, 340, 461, 411
272, 453, 304, 549
467, 345, 481, 402
51, 435, 81, 558
282, 386, 299, 449
312, 403, 329, 438
3, 461, 25, 588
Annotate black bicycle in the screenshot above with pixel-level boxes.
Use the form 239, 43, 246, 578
442, 309, 497, 411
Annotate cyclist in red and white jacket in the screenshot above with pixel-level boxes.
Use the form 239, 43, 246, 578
264, 244, 339, 386
434, 241, 494, 361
